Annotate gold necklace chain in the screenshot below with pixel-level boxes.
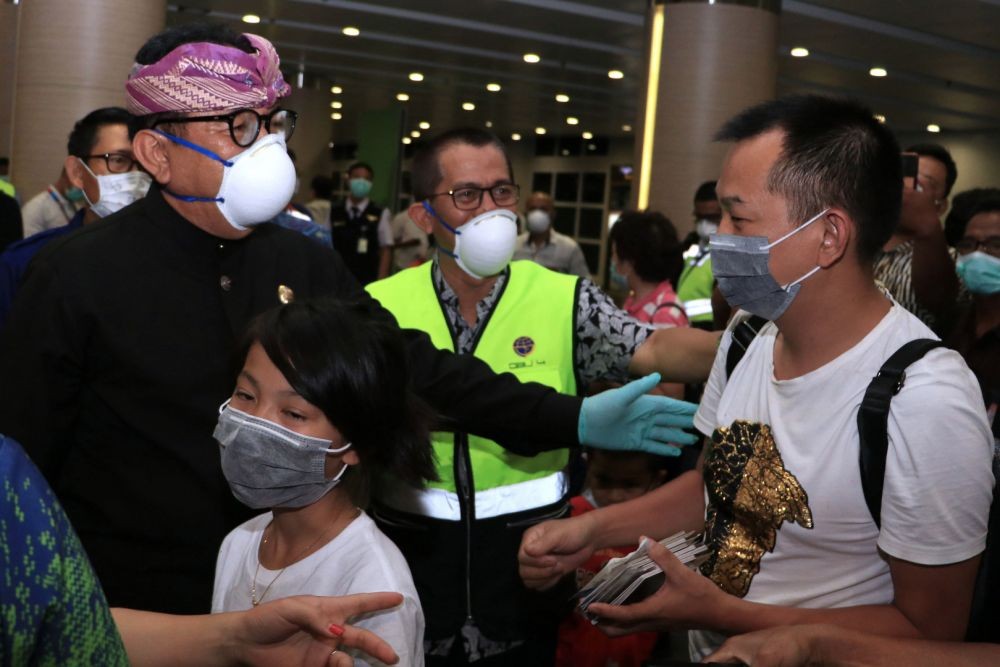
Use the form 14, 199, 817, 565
250, 521, 335, 607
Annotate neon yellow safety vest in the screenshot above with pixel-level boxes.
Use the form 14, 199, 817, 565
0, 179, 15, 200
367, 260, 578, 520
677, 245, 714, 323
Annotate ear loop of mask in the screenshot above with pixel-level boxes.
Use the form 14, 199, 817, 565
422, 200, 462, 261
769, 208, 829, 289
154, 129, 233, 204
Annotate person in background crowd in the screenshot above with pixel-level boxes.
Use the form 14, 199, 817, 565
945, 187, 1000, 247
555, 448, 670, 667
0, 156, 16, 202
519, 95, 993, 661
874, 143, 960, 334
0, 23, 709, 618
212, 298, 432, 666
0, 106, 151, 329
0, 432, 402, 667
330, 161, 392, 285
367, 126, 717, 666
270, 148, 332, 248
19, 166, 82, 237
382, 208, 430, 276
512, 191, 591, 278
305, 174, 334, 231
0, 192, 20, 253
677, 181, 721, 330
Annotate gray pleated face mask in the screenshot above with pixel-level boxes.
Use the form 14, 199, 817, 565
214, 400, 351, 509
709, 208, 828, 321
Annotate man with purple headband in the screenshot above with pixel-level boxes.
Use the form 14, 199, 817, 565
0, 23, 709, 615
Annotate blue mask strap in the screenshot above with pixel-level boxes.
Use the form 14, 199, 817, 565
422, 200, 461, 259
154, 129, 232, 203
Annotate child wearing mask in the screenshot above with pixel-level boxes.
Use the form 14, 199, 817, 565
556, 449, 670, 667
211, 298, 436, 667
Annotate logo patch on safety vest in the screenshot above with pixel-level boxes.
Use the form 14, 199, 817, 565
513, 336, 535, 357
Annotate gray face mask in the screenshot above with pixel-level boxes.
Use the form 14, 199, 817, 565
214, 400, 351, 509
709, 208, 828, 321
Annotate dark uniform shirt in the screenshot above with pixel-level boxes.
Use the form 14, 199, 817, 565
329, 199, 384, 285
0, 185, 580, 614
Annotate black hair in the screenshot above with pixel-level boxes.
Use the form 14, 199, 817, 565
967, 197, 1000, 222
67, 107, 132, 158
242, 298, 437, 504
609, 210, 684, 285
905, 143, 958, 197
945, 188, 1000, 246
128, 23, 256, 139
0, 157, 8, 167
693, 180, 717, 203
311, 175, 334, 199
411, 127, 513, 201
715, 94, 901, 263
347, 162, 375, 179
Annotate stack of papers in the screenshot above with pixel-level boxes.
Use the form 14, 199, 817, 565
575, 531, 710, 622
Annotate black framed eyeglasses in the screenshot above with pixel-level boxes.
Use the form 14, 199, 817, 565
152, 108, 298, 147
956, 236, 1000, 256
84, 152, 136, 174
431, 183, 520, 211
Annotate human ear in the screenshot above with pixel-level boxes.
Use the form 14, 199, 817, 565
132, 129, 172, 185
408, 201, 435, 235
64, 155, 87, 190
817, 209, 851, 267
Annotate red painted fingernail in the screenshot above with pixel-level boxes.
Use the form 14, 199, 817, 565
329, 623, 345, 636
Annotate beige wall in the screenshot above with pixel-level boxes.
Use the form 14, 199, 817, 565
0, 3, 20, 159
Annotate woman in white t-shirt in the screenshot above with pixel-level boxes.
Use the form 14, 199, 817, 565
211, 297, 435, 667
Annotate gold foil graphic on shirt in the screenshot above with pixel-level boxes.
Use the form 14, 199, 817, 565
700, 420, 813, 598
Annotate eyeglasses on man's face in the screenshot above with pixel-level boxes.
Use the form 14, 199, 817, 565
152, 108, 298, 147
431, 183, 520, 211
956, 236, 1000, 256
83, 153, 137, 174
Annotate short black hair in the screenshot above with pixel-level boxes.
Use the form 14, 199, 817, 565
609, 210, 684, 285
411, 127, 513, 201
715, 95, 901, 262
967, 197, 1000, 222
129, 23, 255, 138
311, 175, 334, 199
694, 180, 717, 203
944, 188, 1000, 246
67, 107, 132, 158
0, 157, 8, 168
243, 298, 437, 504
347, 161, 374, 179
905, 143, 958, 197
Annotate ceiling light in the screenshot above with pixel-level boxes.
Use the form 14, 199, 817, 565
607, 69, 624, 79
330, 101, 343, 109
486, 82, 502, 92
330, 112, 342, 120
511, 133, 522, 141
555, 93, 570, 103
566, 117, 579, 125
485, 121, 493, 128
535, 127, 546, 135
342, 26, 360, 37
869, 67, 887, 77
410, 130, 421, 138
927, 123, 941, 133
462, 102, 476, 111
523, 53, 540, 64
330, 85, 342, 94
582, 131, 593, 140
790, 47, 809, 58
419, 121, 430, 130
396, 92, 410, 101
408, 72, 424, 82
402, 137, 412, 144
622, 124, 632, 132
874, 114, 886, 123
242, 14, 261, 24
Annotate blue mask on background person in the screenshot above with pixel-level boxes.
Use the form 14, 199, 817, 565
214, 400, 351, 509
956, 251, 1000, 295
349, 178, 372, 199
610, 262, 629, 290
710, 208, 828, 321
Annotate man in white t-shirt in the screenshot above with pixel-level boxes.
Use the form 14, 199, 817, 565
517, 95, 994, 658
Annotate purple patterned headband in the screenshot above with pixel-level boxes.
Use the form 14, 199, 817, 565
125, 33, 291, 116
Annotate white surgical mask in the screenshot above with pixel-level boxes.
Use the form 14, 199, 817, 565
155, 130, 297, 231
695, 218, 719, 242
79, 160, 152, 218
526, 209, 552, 234
423, 203, 518, 278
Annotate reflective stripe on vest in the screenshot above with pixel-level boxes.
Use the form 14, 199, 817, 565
378, 470, 567, 520
367, 260, 578, 515
682, 298, 713, 317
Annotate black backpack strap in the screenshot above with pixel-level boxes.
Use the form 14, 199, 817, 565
725, 315, 769, 378
857, 338, 944, 528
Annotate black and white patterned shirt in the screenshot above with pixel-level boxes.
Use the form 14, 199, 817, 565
431, 261, 654, 383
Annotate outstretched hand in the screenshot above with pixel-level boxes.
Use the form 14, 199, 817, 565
579, 373, 698, 457
519, 514, 597, 591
